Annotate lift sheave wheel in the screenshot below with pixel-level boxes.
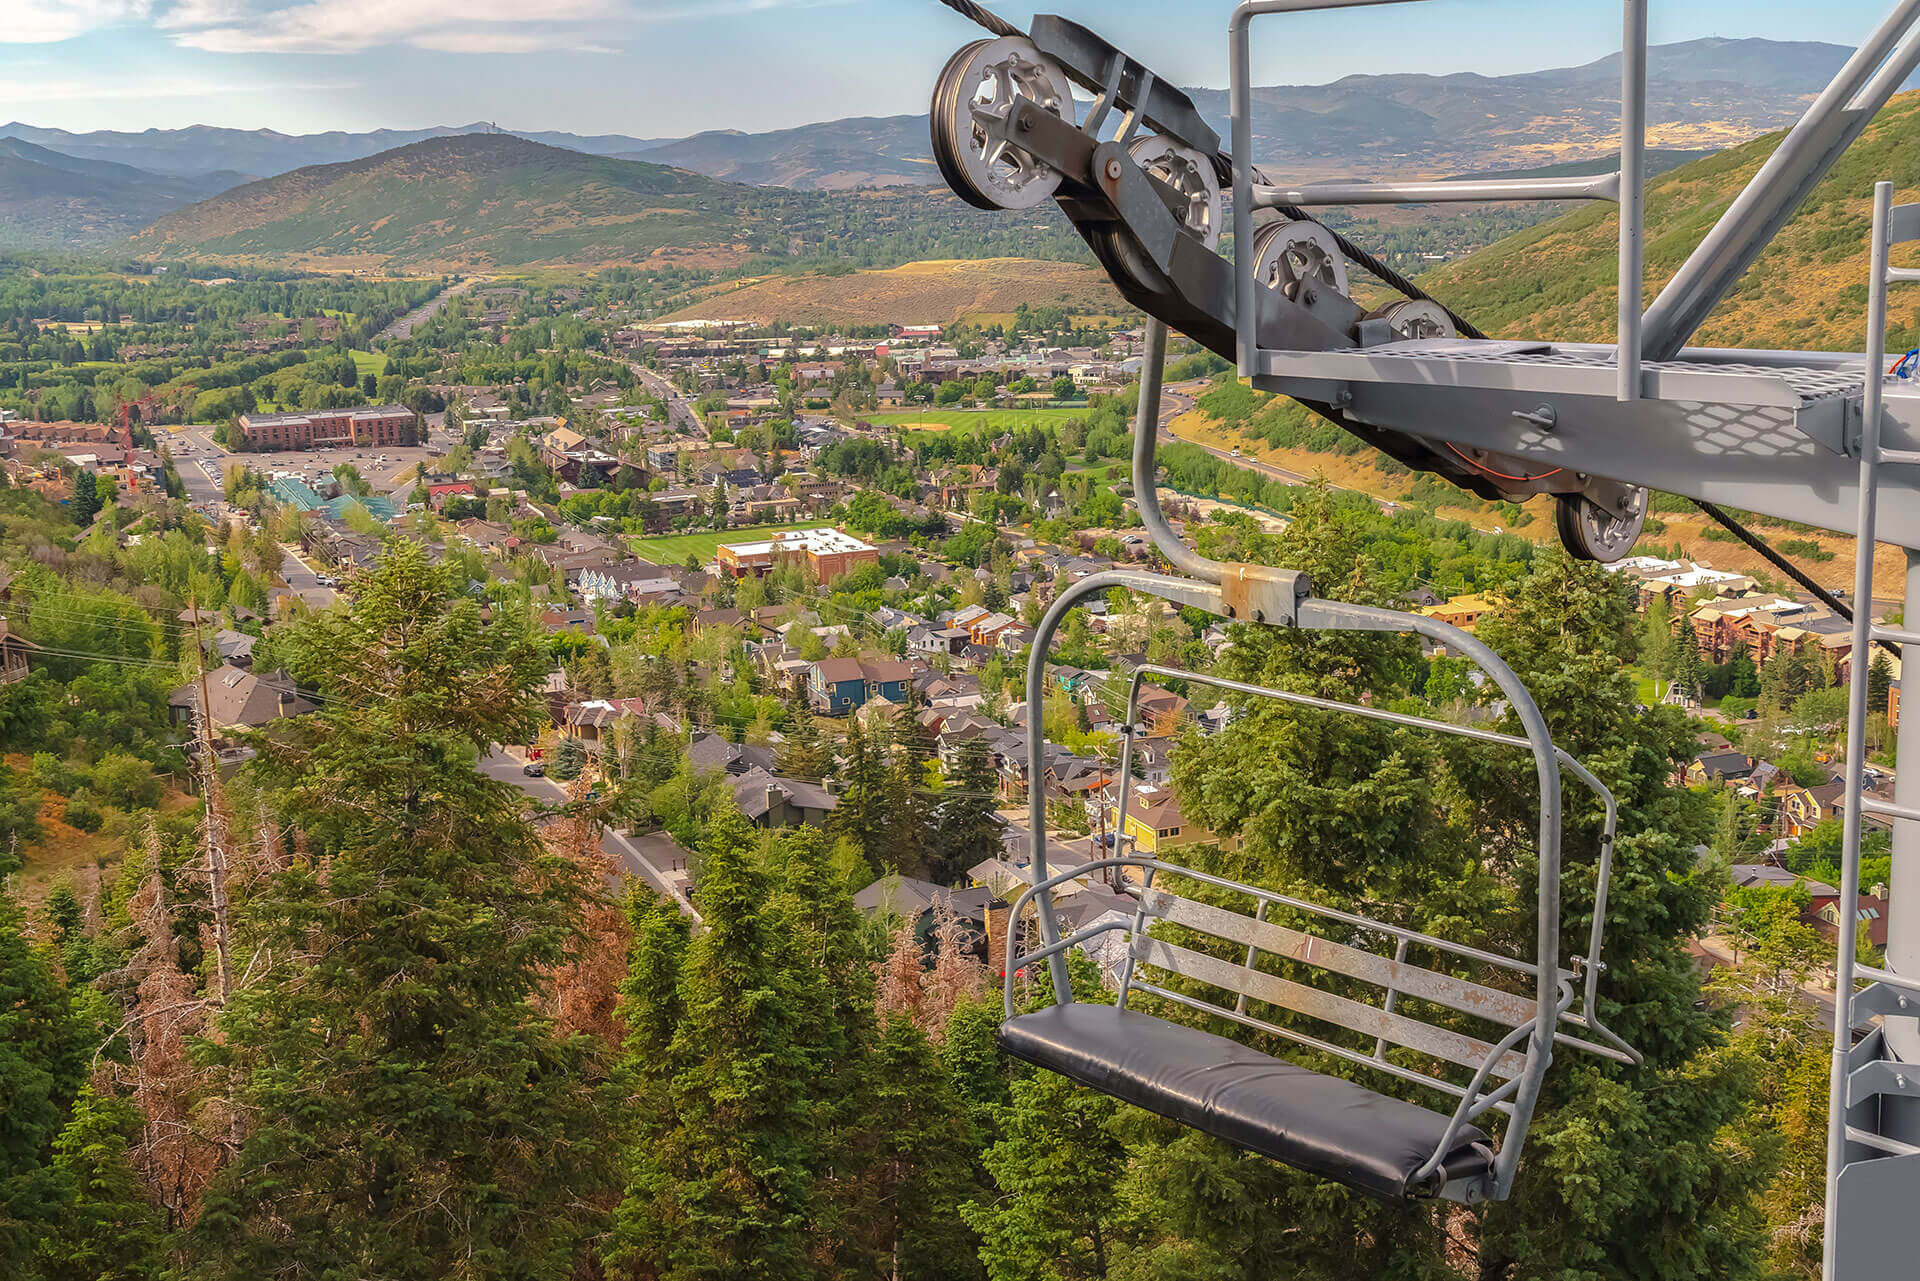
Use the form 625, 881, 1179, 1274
1129, 134, 1223, 248
931, 36, 1075, 211
1250, 218, 1350, 302
1555, 491, 1648, 563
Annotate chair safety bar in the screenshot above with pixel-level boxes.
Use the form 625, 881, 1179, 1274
1023, 565, 1588, 1198
1228, 0, 1649, 400
1111, 662, 1639, 1066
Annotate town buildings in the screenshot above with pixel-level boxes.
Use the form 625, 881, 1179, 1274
237, 405, 419, 450
716, 526, 878, 580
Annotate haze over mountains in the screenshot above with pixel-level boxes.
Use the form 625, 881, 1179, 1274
0, 37, 1873, 254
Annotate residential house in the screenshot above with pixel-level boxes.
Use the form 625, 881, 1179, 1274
729, 766, 839, 828
1685, 750, 1756, 786
167, 666, 315, 731
1110, 786, 1196, 857
561, 697, 647, 751
578, 559, 677, 603
1417, 593, 1502, 632
0, 617, 40, 685
806, 656, 914, 716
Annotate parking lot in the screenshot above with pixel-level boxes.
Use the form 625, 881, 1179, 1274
168, 423, 448, 508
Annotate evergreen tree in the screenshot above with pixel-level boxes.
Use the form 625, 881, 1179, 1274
864, 1018, 986, 1281
833, 719, 892, 872
0, 854, 89, 1276
1672, 618, 1707, 704
933, 737, 1002, 886
886, 717, 938, 880
611, 807, 821, 1280
775, 701, 828, 779
1171, 509, 1765, 1279
36, 1087, 165, 1281
184, 540, 612, 1281
69, 471, 99, 525
964, 1070, 1126, 1281
1868, 650, 1895, 714
1725, 638, 1761, 699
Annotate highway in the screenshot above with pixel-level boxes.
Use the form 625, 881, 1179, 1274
378, 276, 477, 342
478, 748, 700, 920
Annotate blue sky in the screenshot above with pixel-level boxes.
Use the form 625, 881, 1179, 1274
0, 0, 1910, 137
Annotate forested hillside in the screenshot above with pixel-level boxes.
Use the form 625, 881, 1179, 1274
125, 134, 1090, 273
0, 466, 1795, 1278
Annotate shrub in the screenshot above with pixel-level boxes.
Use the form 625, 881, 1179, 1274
30, 751, 78, 796
63, 791, 103, 834
90, 751, 162, 810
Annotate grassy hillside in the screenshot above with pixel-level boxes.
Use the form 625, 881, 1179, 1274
0, 137, 246, 248
664, 258, 1122, 326
126, 134, 1091, 273
1418, 88, 1920, 350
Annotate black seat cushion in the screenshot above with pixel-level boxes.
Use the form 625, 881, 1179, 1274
999, 1003, 1491, 1199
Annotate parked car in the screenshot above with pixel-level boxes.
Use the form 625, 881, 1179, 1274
522, 762, 546, 777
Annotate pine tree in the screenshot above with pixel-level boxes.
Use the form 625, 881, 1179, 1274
833, 719, 892, 872
963, 1070, 1127, 1280
933, 737, 1002, 886
1725, 638, 1761, 699
69, 471, 100, 524
183, 540, 612, 1281
776, 700, 828, 779
1868, 650, 1895, 714
864, 1018, 986, 1281
611, 807, 821, 1280
1673, 618, 1707, 704
886, 717, 937, 880
36, 1086, 165, 1281
0, 859, 90, 1275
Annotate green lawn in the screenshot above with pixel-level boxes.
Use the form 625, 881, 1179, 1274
349, 349, 387, 377
866, 406, 1091, 436
629, 520, 818, 564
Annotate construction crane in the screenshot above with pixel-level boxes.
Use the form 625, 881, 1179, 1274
925, 0, 1920, 1269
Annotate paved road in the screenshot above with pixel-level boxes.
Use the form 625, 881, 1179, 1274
479, 749, 699, 919
277, 544, 338, 608
378, 277, 476, 342
626, 361, 701, 433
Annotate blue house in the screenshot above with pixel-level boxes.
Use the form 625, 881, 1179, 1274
807, 656, 915, 716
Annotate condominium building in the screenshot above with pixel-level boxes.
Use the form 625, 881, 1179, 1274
236, 405, 419, 451
716, 526, 878, 581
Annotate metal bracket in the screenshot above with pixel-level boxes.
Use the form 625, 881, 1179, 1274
1847, 1057, 1920, 1107
1029, 15, 1221, 155
1218, 564, 1309, 624
1852, 981, 1920, 1027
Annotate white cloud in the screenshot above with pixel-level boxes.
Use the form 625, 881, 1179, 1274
0, 72, 356, 106
152, 0, 845, 55
4, 0, 151, 44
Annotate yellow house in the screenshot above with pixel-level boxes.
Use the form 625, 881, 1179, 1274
1111, 786, 1213, 857
1417, 593, 1503, 632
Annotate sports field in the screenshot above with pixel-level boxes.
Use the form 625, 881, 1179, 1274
866, 406, 1091, 434
628, 520, 817, 564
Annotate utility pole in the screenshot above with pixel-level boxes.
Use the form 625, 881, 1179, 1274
188, 596, 234, 1005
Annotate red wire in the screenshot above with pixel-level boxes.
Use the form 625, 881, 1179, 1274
1442, 441, 1562, 483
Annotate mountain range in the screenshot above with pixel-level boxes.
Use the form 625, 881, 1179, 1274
0, 36, 1880, 254
120, 133, 1093, 272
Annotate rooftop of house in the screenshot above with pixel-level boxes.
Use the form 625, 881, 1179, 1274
721, 526, 874, 557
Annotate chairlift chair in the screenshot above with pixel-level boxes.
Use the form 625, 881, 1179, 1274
998, 577, 1640, 1203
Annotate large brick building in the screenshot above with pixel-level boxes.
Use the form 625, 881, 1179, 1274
716, 527, 878, 581
236, 405, 419, 451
